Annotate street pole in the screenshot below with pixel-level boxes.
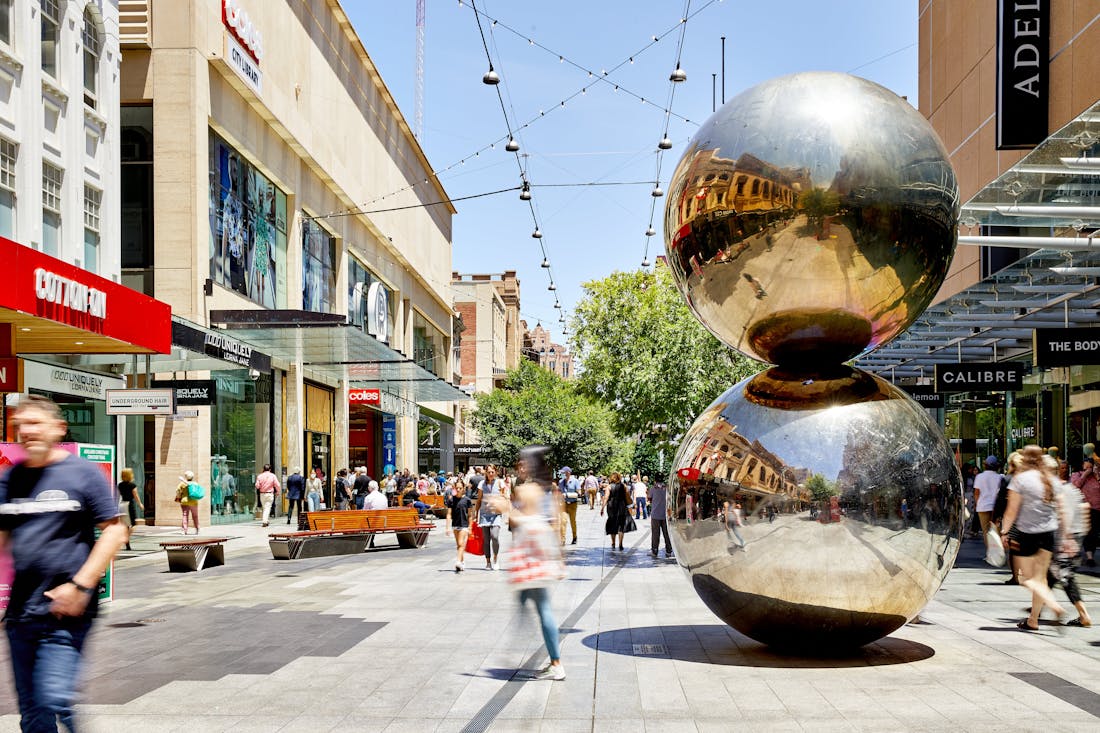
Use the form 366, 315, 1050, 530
721, 36, 726, 104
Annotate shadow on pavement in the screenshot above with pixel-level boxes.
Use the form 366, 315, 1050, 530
582, 624, 935, 668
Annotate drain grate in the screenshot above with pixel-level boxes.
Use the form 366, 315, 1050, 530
136, 618, 167, 624
632, 643, 668, 656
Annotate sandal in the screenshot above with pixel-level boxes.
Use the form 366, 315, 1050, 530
1016, 620, 1039, 631
1066, 617, 1091, 628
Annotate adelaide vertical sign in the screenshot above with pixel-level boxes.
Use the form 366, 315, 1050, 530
996, 0, 1048, 149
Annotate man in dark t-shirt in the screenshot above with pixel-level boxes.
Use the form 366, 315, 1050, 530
352, 468, 373, 510
0, 395, 127, 730
446, 484, 472, 572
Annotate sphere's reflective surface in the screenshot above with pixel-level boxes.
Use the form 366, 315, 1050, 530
663, 72, 959, 365
668, 366, 963, 648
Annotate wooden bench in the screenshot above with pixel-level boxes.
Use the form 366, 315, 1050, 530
159, 537, 229, 572
270, 509, 433, 559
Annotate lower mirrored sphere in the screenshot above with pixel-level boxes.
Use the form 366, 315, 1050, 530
668, 366, 963, 649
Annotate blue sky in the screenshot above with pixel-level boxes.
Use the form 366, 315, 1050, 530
347, 1, 918, 344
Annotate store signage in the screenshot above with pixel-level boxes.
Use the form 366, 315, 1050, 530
995, 0, 1048, 149
380, 391, 418, 421
2, 237, 171, 354
170, 321, 272, 372
152, 379, 215, 406
21, 360, 124, 400
1033, 328, 1100, 367
934, 363, 1024, 393
1011, 425, 1037, 440
898, 384, 944, 408
366, 282, 390, 344
105, 389, 176, 415
224, 34, 262, 96
348, 388, 381, 405
0, 357, 20, 392
222, 0, 263, 61
455, 444, 484, 455
382, 414, 397, 474
34, 268, 107, 320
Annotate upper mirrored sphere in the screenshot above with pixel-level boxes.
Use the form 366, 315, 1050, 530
664, 72, 959, 366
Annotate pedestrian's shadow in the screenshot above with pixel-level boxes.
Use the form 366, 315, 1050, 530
581, 624, 934, 668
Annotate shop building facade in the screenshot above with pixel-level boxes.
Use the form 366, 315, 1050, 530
857, 2, 1100, 469
115, 0, 464, 524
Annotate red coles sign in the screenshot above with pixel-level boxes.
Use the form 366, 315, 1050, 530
677, 467, 701, 481
348, 388, 381, 405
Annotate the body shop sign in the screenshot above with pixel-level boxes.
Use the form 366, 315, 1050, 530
222, 0, 262, 96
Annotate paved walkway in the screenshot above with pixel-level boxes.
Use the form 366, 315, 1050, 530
1, 507, 1099, 732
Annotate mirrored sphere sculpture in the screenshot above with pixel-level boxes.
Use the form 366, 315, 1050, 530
668, 367, 963, 649
663, 71, 959, 365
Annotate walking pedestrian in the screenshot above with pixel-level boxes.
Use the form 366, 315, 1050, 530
489, 446, 566, 680
1000, 445, 1070, 631
584, 471, 600, 509
174, 470, 202, 535
306, 469, 323, 512
1050, 469, 1092, 628
474, 466, 508, 569
255, 463, 280, 527
0, 395, 129, 732
558, 467, 581, 545
602, 472, 636, 550
446, 481, 472, 572
353, 467, 372, 510
286, 468, 305, 524
334, 468, 352, 510
974, 455, 1001, 540
117, 467, 143, 550
723, 500, 747, 550
650, 481, 673, 558
1071, 457, 1100, 566
632, 475, 649, 519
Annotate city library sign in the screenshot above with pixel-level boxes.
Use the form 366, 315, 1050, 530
935, 363, 1024, 393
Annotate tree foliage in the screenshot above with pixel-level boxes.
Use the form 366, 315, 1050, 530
805, 473, 837, 502
570, 264, 760, 443
472, 360, 620, 472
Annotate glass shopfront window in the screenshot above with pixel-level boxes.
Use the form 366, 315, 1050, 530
303, 218, 337, 314
418, 415, 441, 475
210, 370, 273, 524
347, 256, 395, 335
413, 312, 448, 378
209, 132, 287, 308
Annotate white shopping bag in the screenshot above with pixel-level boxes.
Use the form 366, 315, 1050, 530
984, 526, 1006, 567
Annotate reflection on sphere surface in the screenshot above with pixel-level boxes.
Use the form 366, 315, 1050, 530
663, 72, 959, 365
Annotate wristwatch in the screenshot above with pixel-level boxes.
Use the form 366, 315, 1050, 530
69, 580, 94, 594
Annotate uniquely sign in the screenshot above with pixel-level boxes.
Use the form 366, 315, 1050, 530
1033, 328, 1100, 367
170, 320, 272, 373
934, 363, 1024, 393
152, 379, 216, 406
996, 0, 1048, 149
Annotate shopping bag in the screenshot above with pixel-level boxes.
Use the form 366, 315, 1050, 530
505, 518, 565, 590
465, 520, 485, 556
984, 526, 1006, 567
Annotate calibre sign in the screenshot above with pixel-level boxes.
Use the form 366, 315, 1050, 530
935, 363, 1024, 393
996, 0, 1048, 149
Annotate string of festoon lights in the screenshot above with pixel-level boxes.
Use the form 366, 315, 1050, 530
642, 0, 694, 269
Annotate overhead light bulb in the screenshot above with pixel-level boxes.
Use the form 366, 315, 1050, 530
641, 258, 651, 267
532, 228, 542, 239
669, 64, 687, 83
505, 138, 520, 152
548, 283, 557, 291
540, 258, 550, 268
645, 227, 656, 237
651, 186, 664, 198
658, 137, 673, 150
554, 300, 561, 308
483, 67, 500, 85
519, 182, 532, 201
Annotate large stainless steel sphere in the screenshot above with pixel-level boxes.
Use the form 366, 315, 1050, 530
668, 366, 963, 649
663, 72, 959, 366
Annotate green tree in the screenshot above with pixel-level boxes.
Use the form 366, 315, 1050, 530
570, 264, 759, 449
472, 360, 620, 471
805, 473, 837, 502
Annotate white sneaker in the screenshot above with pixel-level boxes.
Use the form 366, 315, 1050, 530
455, 561, 464, 572
491, 559, 500, 570
533, 663, 565, 681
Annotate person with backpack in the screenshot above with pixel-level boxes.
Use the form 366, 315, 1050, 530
175, 469, 204, 535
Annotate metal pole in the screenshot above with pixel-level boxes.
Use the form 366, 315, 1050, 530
712, 73, 716, 112
721, 36, 726, 104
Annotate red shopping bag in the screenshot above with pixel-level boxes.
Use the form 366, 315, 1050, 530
465, 520, 484, 556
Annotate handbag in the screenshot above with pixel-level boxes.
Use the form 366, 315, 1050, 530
465, 519, 485, 556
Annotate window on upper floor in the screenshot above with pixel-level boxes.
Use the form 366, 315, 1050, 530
83, 7, 101, 108
83, 184, 101, 273
41, 162, 62, 256
0, 0, 12, 47
41, 0, 60, 78
0, 137, 15, 238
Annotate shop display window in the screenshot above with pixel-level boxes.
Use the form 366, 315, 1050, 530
208, 132, 287, 309
210, 370, 272, 524
303, 218, 337, 313
413, 312, 448, 378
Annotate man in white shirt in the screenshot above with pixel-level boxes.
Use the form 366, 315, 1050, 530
364, 480, 388, 510
632, 475, 649, 519
973, 455, 1001, 539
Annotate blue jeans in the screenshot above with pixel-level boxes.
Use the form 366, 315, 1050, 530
519, 588, 560, 661
6, 616, 92, 732
635, 497, 648, 519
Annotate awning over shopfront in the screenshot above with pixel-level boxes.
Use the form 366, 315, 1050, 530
209, 310, 469, 404
0, 237, 171, 355
854, 100, 1100, 380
